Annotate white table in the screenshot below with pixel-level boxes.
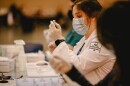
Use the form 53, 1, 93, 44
0, 62, 73, 86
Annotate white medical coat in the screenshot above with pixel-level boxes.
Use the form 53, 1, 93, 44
52, 30, 116, 85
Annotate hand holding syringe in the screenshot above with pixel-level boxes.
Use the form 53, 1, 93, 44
50, 20, 58, 28
48, 20, 64, 41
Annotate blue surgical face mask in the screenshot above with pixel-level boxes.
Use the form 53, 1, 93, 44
72, 18, 89, 35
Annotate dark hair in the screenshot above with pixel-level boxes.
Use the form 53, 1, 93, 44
68, 0, 76, 20
97, 1, 130, 49
97, 1, 130, 85
73, 0, 102, 18
71, 0, 76, 3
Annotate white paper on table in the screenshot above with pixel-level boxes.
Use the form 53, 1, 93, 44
26, 61, 59, 77
25, 53, 45, 63
16, 77, 63, 86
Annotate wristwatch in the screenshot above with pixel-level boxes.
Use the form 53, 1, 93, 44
55, 39, 65, 46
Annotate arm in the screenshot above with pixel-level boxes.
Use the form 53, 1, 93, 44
49, 55, 117, 86
52, 39, 116, 85
49, 56, 92, 86
66, 65, 92, 86
52, 41, 112, 74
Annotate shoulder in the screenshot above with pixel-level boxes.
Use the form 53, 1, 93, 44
88, 37, 114, 56
88, 37, 102, 53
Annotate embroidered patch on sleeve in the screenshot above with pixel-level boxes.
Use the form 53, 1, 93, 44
89, 41, 102, 53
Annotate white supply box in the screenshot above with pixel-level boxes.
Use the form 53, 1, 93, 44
26, 61, 59, 77
25, 53, 45, 63
0, 57, 15, 72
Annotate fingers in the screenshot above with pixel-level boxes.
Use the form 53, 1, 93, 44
53, 55, 62, 60
49, 56, 72, 73
48, 20, 63, 40
48, 42, 54, 48
49, 56, 63, 73
55, 22, 61, 29
49, 21, 56, 30
50, 20, 61, 29
55, 62, 63, 73
53, 20, 61, 29
50, 21, 55, 25
48, 41, 56, 52
49, 56, 60, 69
49, 21, 57, 34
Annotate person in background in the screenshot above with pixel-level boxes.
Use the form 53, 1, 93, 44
48, 0, 116, 85
65, 0, 83, 50
97, 1, 130, 85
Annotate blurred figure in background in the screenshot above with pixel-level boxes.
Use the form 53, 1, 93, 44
7, 4, 19, 27
97, 1, 130, 85
18, 6, 34, 33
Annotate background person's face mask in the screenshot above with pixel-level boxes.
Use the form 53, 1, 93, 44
72, 18, 89, 35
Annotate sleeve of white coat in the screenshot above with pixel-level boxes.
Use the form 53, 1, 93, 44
52, 42, 77, 62
76, 49, 113, 74
52, 41, 115, 74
